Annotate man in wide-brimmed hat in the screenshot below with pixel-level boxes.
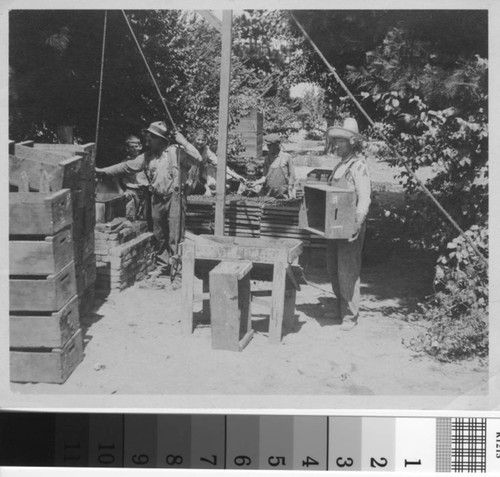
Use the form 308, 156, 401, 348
96, 121, 202, 289
255, 133, 295, 199
324, 117, 371, 330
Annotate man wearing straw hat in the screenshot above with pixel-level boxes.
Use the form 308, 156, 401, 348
324, 117, 371, 330
96, 121, 202, 289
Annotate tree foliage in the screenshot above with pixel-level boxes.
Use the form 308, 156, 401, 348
9, 9, 306, 165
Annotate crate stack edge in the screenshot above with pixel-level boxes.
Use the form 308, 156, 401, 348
13, 141, 98, 317
9, 190, 84, 384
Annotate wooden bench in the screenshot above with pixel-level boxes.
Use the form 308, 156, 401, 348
182, 232, 303, 343
209, 260, 254, 351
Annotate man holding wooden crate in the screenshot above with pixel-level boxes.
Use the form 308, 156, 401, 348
96, 121, 202, 289
325, 118, 371, 331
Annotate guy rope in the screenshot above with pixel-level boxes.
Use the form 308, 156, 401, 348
290, 12, 488, 267
121, 10, 177, 131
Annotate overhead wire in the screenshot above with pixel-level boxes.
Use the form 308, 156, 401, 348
290, 12, 487, 267
94, 10, 108, 154
121, 10, 177, 130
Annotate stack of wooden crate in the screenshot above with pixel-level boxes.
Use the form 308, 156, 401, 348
233, 109, 263, 159
9, 190, 84, 383
9, 141, 97, 318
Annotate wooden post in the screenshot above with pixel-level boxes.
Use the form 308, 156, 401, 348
182, 239, 196, 334
214, 10, 232, 236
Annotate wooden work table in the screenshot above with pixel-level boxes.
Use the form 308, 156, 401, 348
181, 233, 303, 344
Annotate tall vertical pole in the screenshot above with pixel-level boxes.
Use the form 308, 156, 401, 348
214, 10, 232, 236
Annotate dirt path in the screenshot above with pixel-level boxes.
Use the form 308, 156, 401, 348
10, 134, 487, 402
12, 248, 486, 398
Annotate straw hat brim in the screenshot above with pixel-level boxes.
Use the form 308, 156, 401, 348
327, 126, 366, 142
143, 127, 169, 141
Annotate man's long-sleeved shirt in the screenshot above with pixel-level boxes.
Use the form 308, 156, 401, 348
101, 142, 201, 197
330, 154, 371, 217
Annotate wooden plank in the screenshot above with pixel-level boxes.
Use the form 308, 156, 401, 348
214, 10, 232, 236
182, 239, 196, 334
209, 260, 253, 351
10, 228, 73, 275
78, 283, 95, 319
33, 142, 96, 169
14, 143, 74, 161
10, 295, 80, 348
9, 153, 83, 191
195, 243, 280, 263
10, 329, 83, 384
10, 261, 77, 312
269, 255, 288, 344
75, 255, 97, 296
9, 190, 73, 236
10, 154, 63, 191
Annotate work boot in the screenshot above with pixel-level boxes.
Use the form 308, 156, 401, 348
323, 310, 342, 322
171, 273, 182, 291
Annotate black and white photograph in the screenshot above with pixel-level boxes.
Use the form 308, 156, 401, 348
3, 3, 497, 410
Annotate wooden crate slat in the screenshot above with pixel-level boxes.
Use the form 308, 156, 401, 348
10, 151, 84, 191
9, 228, 73, 276
10, 329, 83, 384
10, 261, 77, 312
10, 296, 80, 348
9, 190, 73, 236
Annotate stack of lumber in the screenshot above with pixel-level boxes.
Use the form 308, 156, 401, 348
233, 109, 263, 159
260, 200, 311, 243
225, 198, 261, 237
9, 190, 84, 384
185, 196, 215, 235
9, 141, 97, 318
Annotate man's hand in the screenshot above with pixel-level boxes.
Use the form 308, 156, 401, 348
124, 190, 134, 200
355, 212, 366, 226
174, 132, 187, 145
348, 213, 366, 242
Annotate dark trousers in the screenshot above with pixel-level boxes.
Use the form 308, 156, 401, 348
124, 189, 147, 221
326, 223, 366, 322
150, 191, 186, 266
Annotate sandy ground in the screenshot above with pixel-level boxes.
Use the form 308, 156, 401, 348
12, 250, 487, 397
10, 133, 487, 400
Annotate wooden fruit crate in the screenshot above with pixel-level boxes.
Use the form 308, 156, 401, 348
9, 148, 84, 192
299, 183, 357, 239
95, 193, 126, 223
32, 142, 96, 172
9, 190, 73, 236
10, 261, 77, 312
10, 228, 73, 276
10, 329, 84, 384
10, 295, 80, 349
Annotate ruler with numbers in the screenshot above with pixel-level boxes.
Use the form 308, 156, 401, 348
0, 412, 498, 472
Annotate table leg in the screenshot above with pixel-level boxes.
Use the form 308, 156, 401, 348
269, 260, 287, 344
182, 240, 195, 334
202, 275, 210, 321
